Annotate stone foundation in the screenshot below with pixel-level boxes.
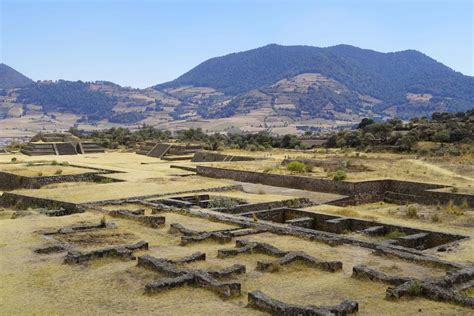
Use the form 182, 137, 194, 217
109, 209, 165, 228
138, 253, 245, 298
248, 290, 358, 316
191, 151, 258, 162
196, 166, 474, 207
64, 240, 148, 264
386, 267, 474, 308
352, 264, 413, 286
219, 240, 342, 273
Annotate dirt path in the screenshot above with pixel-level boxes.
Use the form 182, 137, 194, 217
408, 159, 474, 182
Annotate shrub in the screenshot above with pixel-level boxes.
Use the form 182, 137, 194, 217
252, 213, 259, 222
207, 197, 242, 209
451, 187, 458, 193
385, 230, 407, 239
432, 130, 450, 143
100, 216, 107, 227
94, 177, 115, 184
407, 281, 422, 296
333, 169, 347, 181
446, 199, 464, 216
37, 172, 43, 177
247, 144, 258, 152
431, 214, 440, 222
60, 161, 70, 166
55, 169, 63, 175
287, 161, 306, 173
51, 160, 59, 166
10, 157, 17, 163
406, 205, 418, 218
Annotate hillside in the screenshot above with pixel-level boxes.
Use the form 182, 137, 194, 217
0, 44, 473, 137
156, 44, 474, 119
0, 63, 33, 90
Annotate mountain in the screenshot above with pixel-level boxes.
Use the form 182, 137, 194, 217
16, 80, 118, 120
0, 63, 33, 89
155, 44, 473, 119
1, 45, 473, 135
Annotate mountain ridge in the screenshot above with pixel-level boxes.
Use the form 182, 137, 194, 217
0, 44, 472, 133
0, 63, 34, 90
155, 44, 472, 99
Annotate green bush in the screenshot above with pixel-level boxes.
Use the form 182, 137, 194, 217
304, 164, 313, 173
287, 161, 306, 173
406, 205, 418, 218
431, 214, 440, 222
407, 281, 422, 296
94, 177, 115, 184
432, 130, 450, 143
384, 229, 407, 239
207, 197, 242, 209
333, 169, 347, 181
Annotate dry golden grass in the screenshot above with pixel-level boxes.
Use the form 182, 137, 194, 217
2, 210, 472, 315
0, 164, 97, 177
0, 151, 473, 314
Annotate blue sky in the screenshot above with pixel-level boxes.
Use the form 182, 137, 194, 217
1, 0, 473, 88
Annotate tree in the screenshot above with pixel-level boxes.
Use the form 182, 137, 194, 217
397, 134, 417, 151
358, 118, 374, 129
432, 130, 450, 143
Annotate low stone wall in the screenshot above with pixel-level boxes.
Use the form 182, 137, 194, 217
283, 158, 371, 172
109, 209, 165, 228
248, 290, 358, 315
192, 151, 258, 163
0, 171, 114, 191
196, 166, 474, 207
196, 166, 387, 203
217, 198, 312, 215
0, 192, 80, 212
239, 207, 466, 251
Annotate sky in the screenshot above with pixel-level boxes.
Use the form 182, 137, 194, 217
1, 0, 473, 88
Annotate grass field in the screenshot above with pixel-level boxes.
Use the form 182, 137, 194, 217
1, 209, 473, 315
0, 150, 473, 315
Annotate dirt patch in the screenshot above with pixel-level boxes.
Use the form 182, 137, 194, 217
53, 231, 138, 249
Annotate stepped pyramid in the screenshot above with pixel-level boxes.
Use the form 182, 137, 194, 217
21, 133, 105, 156
136, 142, 202, 159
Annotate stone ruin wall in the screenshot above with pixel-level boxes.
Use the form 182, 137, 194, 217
0, 191, 79, 212
0, 171, 113, 190
196, 166, 474, 207
191, 151, 258, 163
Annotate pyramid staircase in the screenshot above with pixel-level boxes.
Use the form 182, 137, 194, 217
136, 142, 172, 158
21, 143, 57, 156
80, 142, 105, 154
55, 143, 78, 155
21, 141, 105, 156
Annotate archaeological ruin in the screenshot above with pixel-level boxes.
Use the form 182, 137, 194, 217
0, 146, 473, 315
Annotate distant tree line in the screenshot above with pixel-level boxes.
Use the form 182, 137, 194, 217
325, 110, 473, 153
75, 126, 301, 150
17, 80, 117, 120
72, 110, 472, 155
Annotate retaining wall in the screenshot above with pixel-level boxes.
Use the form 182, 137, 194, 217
0, 192, 79, 212
0, 171, 114, 190
192, 151, 258, 163
196, 166, 473, 207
